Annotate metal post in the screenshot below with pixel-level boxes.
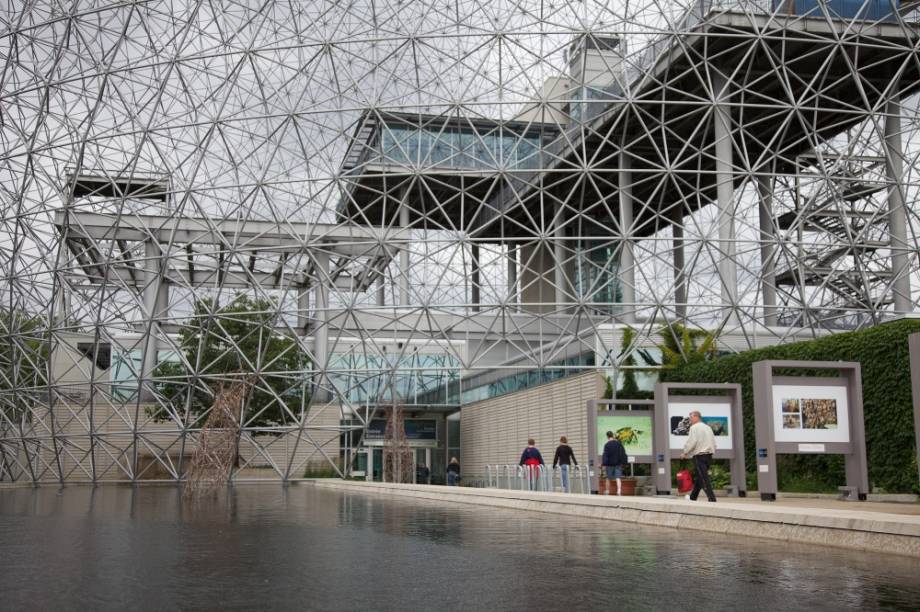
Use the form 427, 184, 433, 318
399, 189, 411, 307
618, 150, 636, 323
554, 202, 567, 310
909, 333, 920, 489
843, 367, 870, 500
757, 173, 778, 326
507, 244, 517, 311
672, 221, 687, 320
713, 72, 738, 325
752, 361, 779, 500
885, 93, 912, 313
313, 251, 330, 403
471, 243, 481, 312
140, 239, 164, 401
376, 276, 385, 307
298, 288, 310, 332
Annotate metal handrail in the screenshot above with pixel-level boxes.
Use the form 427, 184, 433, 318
486, 463, 593, 493
515, 465, 527, 491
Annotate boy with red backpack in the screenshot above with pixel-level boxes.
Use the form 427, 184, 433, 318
519, 439, 544, 491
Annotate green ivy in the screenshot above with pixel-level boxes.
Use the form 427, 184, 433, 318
663, 319, 920, 494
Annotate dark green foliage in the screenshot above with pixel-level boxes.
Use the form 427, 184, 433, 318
663, 319, 920, 494
602, 376, 614, 400
619, 326, 641, 397
302, 463, 341, 478
0, 309, 49, 422
154, 296, 310, 429
668, 459, 732, 490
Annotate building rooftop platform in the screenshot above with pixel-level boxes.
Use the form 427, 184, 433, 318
337, 6, 920, 240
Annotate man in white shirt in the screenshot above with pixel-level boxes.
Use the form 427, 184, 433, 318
679, 410, 717, 502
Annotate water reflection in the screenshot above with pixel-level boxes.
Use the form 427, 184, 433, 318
0, 485, 917, 611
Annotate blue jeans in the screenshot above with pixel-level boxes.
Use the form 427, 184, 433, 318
559, 464, 570, 492
447, 472, 459, 486
525, 465, 539, 490
605, 466, 623, 480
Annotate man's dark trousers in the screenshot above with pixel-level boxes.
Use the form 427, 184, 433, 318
690, 453, 716, 502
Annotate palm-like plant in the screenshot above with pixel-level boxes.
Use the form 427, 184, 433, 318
656, 323, 717, 369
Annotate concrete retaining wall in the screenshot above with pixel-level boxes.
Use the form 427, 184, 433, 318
313, 480, 920, 558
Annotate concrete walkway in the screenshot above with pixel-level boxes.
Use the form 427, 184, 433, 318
313, 480, 920, 558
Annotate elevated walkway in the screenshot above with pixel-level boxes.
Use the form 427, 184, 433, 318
313, 479, 920, 558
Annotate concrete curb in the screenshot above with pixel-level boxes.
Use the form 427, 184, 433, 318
313, 480, 920, 558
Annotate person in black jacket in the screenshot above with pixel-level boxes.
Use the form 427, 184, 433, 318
552, 436, 578, 493
416, 463, 430, 485
601, 431, 628, 495
519, 439, 544, 491
446, 457, 460, 486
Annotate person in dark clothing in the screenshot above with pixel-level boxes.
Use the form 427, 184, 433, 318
416, 463, 430, 484
519, 438, 544, 491
446, 457, 460, 486
553, 436, 578, 493
601, 430, 628, 495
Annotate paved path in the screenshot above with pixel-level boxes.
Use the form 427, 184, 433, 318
729, 495, 920, 516
313, 480, 920, 558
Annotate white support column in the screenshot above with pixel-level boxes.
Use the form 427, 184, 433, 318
155, 280, 169, 328
471, 243, 481, 312
55, 284, 70, 326
618, 150, 636, 324
399, 189, 410, 307
673, 222, 687, 320
376, 276, 385, 307
757, 174, 778, 326
713, 72, 738, 325
885, 93, 912, 313
313, 251, 330, 403
507, 244, 518, 311
140, 239, 165, 401
553, 203, 567, 310
298, 288, 310, 332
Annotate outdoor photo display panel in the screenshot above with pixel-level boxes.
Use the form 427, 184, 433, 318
772, 383, 850, 444
753, 361, 867, 501
653, 383, 746, 496
668, 400, 733, 451
596, 414, 653, 457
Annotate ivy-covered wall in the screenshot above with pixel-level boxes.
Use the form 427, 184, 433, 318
663, 319, 920, 494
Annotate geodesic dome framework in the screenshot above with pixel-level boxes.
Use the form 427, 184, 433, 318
2, 0, 920, 483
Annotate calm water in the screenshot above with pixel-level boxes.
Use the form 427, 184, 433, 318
0, 485, 918, 611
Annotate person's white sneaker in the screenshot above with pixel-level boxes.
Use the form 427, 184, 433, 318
684, 494, 692, 501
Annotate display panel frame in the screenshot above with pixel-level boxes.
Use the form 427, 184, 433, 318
910, 333, 920, 491
753, 360, 868, 501
586, 398, 656, 493
653, 383, 746, 497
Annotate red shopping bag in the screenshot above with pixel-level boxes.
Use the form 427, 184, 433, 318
676, 463, 693, 493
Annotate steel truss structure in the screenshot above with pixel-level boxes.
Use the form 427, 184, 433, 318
2, 0, 920, 484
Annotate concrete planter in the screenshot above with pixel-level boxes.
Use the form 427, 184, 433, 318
599, 477, 637, 495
